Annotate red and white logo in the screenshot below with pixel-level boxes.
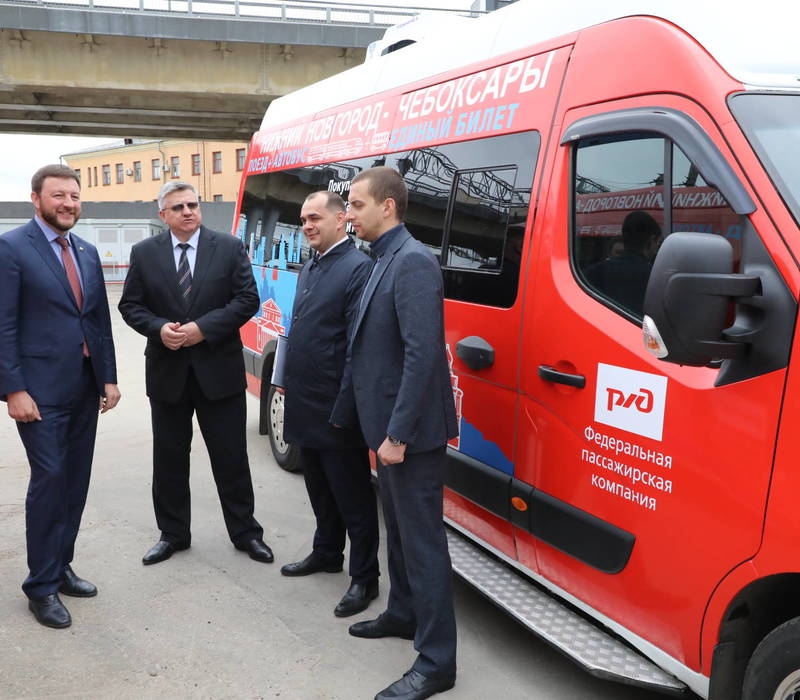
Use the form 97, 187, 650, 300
255, 299, 286, 353
595, 364, 667, 441
605, 387, 654, 414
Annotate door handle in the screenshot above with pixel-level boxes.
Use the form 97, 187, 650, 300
538, 365, 585, 389
456, 336, 495, 371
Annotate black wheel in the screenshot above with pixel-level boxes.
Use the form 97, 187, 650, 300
266, 384, 303, 472
743, 617, 800, 700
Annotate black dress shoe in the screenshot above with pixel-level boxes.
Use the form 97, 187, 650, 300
59, 565, 97, 597
375, 669, 455, 700
349, 611, 415, 640
235, 538, 274, 563
28, 593, 71, 629
142, 540, 189, 565
334, 580, 379, 617
280, 552, 343, 577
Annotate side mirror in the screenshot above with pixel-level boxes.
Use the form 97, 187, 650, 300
642, 233, 760, 366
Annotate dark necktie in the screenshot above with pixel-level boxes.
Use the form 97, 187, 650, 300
177, 243, 192, 304
55, 236, 89, 357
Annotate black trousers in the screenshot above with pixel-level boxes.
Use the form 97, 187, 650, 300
17, 358, 99, 599
378, 446, 457, 680
149, 368, 262, 546
300, 446, 379, 584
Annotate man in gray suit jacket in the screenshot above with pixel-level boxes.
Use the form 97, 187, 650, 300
331, 167, 458, 700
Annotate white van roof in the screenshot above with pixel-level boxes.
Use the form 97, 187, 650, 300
262, 0, 800, 130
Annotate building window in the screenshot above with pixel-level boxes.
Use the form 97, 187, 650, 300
213, 194, 223, 202
212, 151, 222, 173
116, 163, 124, 184
102, 164, 111, 186
133, 161, 142, 182
75, 169, 83, 186
236, 148, 246, 171
192, 153, 201, 176
93, 166, 98, 187
170, 156, 180, 178
151, 159, 161, 180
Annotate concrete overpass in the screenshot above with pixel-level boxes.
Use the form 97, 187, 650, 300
0, 0, 476, 140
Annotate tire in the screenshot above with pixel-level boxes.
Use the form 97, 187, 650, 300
266, 384, 303, 473
742, 616, 800, 700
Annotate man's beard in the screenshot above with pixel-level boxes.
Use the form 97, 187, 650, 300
41, 206, 81, 234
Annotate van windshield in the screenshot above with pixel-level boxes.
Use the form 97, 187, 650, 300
730, 93, 800, 226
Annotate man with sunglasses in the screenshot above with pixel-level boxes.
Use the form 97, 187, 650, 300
119, 182, 273, 566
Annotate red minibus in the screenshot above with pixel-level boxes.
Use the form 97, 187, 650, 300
233, 3, 800, 697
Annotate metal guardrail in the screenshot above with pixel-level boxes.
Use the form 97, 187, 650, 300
2, 0, 484, 26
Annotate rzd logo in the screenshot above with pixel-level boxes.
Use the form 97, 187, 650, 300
606, 388, 653, 414
595, 364, 667, 441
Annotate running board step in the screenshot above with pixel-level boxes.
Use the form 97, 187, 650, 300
446, 527, 687, 695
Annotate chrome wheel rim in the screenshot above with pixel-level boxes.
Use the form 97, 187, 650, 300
269, 390, 289, 455
775, 670, 800, 700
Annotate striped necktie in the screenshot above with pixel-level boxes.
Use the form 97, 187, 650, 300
177, 242, 192, 304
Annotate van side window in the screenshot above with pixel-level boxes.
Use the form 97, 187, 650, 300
239, 159, 371, 268
671, 144, 742, 267
445, 167, 516, 271
415, 131, 538, 308
574, 135, 665, 318
239, 167, 309, 267
393, 150, 448, 259
572, 134, 739, 320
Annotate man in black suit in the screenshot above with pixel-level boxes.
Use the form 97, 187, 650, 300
0, 164, 120, 629
119, 182, 272, 566
277, 191, 379, 617
332, 167, 459, 700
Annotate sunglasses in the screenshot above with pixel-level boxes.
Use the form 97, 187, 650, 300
164, 201, 199, 213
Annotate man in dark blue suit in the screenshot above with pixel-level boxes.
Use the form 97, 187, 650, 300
0, 164, 120, 629
278, 191, 379, 617
332, 167, 459, 700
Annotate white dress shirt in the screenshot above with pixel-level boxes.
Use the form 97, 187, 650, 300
171, 229, 200, 275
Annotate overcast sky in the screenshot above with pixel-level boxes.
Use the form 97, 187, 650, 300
0, 0, 477, 202
0, 135, 111, 202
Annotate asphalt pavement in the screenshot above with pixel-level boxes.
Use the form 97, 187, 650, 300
0, 287, 688, 700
